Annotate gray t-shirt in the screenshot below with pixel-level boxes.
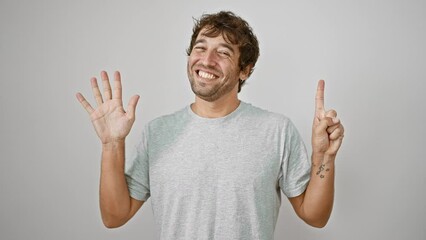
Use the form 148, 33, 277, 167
125, 101, 311, 240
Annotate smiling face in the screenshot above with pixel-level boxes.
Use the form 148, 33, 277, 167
187, 29, 249, 102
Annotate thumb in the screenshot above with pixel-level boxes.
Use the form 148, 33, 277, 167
315, 117, 336, 133
126, 95, 140, 120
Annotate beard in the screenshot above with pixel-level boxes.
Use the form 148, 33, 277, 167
187, 64, 239, 102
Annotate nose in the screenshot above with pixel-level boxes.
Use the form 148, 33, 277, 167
201, 50, 217, 67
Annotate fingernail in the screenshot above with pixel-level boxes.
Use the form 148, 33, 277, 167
333, 118, 340, 123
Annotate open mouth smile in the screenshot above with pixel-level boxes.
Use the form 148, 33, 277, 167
196, 70, 219, 80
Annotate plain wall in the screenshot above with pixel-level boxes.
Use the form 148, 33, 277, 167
1, 0, 425, 239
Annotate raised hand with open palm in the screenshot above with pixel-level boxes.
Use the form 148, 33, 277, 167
76, 71, 143, 228
76, 71, 140, 145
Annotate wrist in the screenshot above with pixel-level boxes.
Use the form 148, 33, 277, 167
311, 153, 335, 179
311, 152, 336, 165
102, 139, 125, 151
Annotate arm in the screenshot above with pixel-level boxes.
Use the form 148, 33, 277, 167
76, 71, 143, 228
289, 80, 344, 228
100, 140, 144, 228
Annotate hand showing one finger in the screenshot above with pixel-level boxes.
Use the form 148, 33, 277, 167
311, 80, 344, 156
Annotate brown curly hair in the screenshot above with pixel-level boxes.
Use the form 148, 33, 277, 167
186, 11, 260, 92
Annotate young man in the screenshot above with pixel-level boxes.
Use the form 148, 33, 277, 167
76, 11, 344, 240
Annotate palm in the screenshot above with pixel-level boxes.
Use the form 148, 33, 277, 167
90, 99, 131, 143
76, 71, 139, 144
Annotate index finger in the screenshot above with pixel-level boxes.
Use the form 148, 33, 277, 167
315, 80, 325, 118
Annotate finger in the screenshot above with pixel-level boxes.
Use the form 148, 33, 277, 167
315, 80, 326, 119
327, 135, 344, 155
325, 109, 337, 118
90, 77, 103, 106
101, 71, 112, 100
126, 95, 140, 120
314, 117, 335, 134
113, 71, 122, 100
76, 93, 95, 114
326, 122, 340, 134
329, 125, 344, 140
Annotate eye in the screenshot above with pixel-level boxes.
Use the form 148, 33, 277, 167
218, 50, 231, 57
193, 46, 206, 51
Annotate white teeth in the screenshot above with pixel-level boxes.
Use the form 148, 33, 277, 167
198, 70, 215, 79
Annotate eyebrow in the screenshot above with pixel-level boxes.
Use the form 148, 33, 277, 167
194, 38, 235, 54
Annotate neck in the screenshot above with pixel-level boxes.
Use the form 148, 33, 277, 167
191, 94, 240, 118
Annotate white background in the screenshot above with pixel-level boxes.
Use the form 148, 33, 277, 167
1, 0, 425, 239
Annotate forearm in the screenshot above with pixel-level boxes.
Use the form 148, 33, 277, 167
99, 140, 132, 227
300, 153, 335, 227
291, 79, 343, 227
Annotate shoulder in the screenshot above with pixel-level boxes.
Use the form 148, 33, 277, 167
146, 106, 189, 131
241, 102, 293, 127
240, 102, 303, 139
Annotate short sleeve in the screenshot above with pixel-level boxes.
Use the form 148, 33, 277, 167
278, 120, 311, 198
125, 126, 151, 201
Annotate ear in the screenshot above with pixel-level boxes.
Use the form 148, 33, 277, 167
239, 64, 252, 81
